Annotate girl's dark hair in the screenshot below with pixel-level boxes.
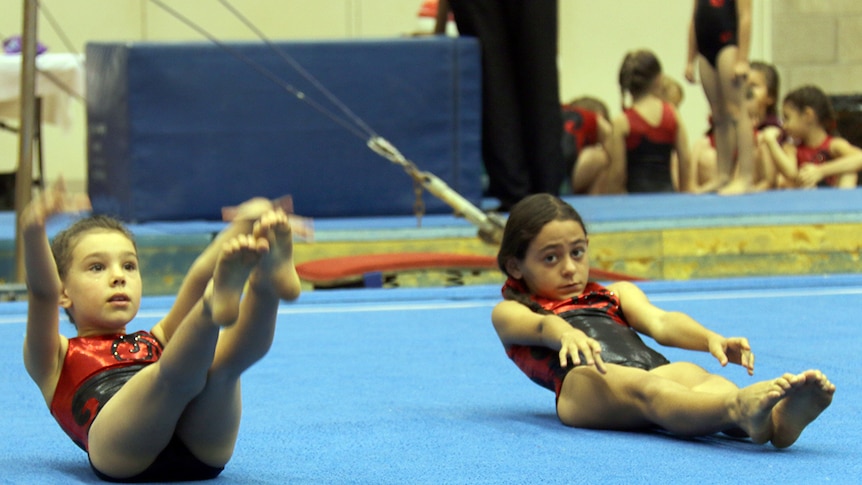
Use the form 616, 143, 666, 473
51, 215, 137, 325
783, 84, 837, 134
750, 61, 780, 117
618, 49, 662, 107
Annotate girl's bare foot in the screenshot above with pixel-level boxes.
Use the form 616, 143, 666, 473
250, 209, 301, 301
207, 234, 269, 325
732, 374, 795, 444
770, 370, 835, 449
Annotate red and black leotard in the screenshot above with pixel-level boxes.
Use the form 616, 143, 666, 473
624, 103, 678, 193
796, 136, 837, 187
501, 279, 669, 399
49, 330, 163, 451
561, 105, 600, 173
694, 0, 738, 67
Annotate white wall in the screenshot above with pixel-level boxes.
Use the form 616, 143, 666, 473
559, 0, 770, 143
0, 0, 771, 194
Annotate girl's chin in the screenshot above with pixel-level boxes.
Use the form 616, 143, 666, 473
555, 286, 585, 299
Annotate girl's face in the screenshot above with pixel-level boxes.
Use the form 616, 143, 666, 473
506, 219, 590, 301
59, 230, 142, 335
746, 70, 774, 122
781, 102, 812, 140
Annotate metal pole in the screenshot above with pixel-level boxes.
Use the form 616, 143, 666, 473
14, 0, 39, 282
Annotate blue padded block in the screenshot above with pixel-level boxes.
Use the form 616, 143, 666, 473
86, 38, 482, 221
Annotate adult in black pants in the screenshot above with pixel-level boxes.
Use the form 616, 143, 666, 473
443, 0, 564, 211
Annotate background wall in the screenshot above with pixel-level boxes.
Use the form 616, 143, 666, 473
0, 0, 856, 200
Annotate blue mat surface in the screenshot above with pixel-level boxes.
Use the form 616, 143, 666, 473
1, 274, 859, 484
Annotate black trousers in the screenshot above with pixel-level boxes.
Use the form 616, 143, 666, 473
449, 0, 564, 209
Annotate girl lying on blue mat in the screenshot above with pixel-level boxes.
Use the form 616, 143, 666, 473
493, 193, 834, 447
21, 181, 304, 482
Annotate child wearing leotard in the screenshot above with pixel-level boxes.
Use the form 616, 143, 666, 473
561, 96, 612, 195
685, 0, 755, 194
763, 85, 862, 188
608, 49, 694, 194
493, 193, 834, 447
22, 181, 307, 482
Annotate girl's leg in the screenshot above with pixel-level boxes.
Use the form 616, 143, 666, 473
87, 236, 266, 479
650, 361, 738, 394
571, 146, 610, 194
556, 364, 792, 443
156, 197, 278, 342
175, 210, 300, 465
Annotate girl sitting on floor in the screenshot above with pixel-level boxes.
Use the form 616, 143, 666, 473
21, 181, 303, 482
492, 193, 834, 447
763, 84, 862, 188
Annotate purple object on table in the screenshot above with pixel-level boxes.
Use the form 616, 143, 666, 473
3, 35, 48, 55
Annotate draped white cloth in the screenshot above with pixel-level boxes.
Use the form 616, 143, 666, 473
0, 53, 84, 129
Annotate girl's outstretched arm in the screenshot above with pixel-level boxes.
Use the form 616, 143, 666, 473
798, 138, 862, 187
606, 115, 630, 193
21, 182, 90, 402
492, 300, 605, 372
610, 281, 754, 374
762, 129, 799, 182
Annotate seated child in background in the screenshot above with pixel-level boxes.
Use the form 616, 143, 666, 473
561, 96, 612, 194
763, 84, 862, 189
658, 75, 686, 191
608, 49, 695, 194
659, 74, 685, 109
690, 61, 783, 192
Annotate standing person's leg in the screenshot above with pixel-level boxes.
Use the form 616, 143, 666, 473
174, 209, 301, 465
714, 48, 755, 194
87, 235, 267, 479
449, 0, 530, 210
513, 0, 564, 195
698, 59, 733, 192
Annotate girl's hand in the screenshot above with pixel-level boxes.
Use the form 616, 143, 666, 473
559, 330, 606, 374
760, 126, 781, 143
21, 179, 90, 231
733, 60, 750, 84
708, 335, 754, 376
797, 164, 822, 188
684, 62, 696, 84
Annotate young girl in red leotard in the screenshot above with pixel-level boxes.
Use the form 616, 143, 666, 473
763, 85, 862, 188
